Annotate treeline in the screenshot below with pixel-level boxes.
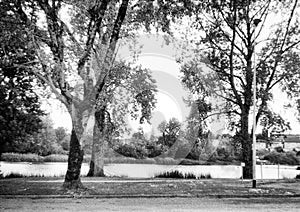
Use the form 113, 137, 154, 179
2, 116, 71, 156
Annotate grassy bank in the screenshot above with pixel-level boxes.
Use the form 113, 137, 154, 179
1, 153, 243, 165
0, 153, 90, 163
0, 153, 183, 165
3, 151, 298, 166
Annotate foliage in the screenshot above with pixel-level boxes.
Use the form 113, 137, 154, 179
113, 143, 148, 159
55, 127, 68, 144
260, 110, 291, 135
25, 116, 66, 156
0, 0, 44, 156
179, 0, 300, 178
43, 154, 68, 162
1, 153, 43, 162
157, 118, 182, 147
263, 151, 300, 165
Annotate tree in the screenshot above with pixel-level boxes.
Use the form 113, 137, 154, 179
157, 118, 182, 147
55, 127, 68, 144
11, 0, 185, 188
183, 99, 213, 160
180, 0, 300, 178
26, 115, 62, 156
0, 0, 44, 158
87, 62, 157, 176
260, 110, 291, 137
10, 0, 130, 188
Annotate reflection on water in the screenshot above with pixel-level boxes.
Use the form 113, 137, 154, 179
0, 162, 300, 179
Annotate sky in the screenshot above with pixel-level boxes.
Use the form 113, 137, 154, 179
44, 30, 300, 135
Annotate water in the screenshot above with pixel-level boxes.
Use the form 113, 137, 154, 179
1, 162, 300, 179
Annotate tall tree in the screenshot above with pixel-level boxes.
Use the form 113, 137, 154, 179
0, 0, 44, 158
87, 61, 157, 176
157, 118, 182, 147
180, 0, 300, 178
11, 0, 187, 188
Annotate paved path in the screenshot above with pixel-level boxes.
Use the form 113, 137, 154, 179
1, 197, 300, 212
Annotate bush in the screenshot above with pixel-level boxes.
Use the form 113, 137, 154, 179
263, 151, 300, 165
257, 149, 270, 157
179, 158, 201, 165
155, 157, 177, 165
274, 146, 284, 153
1, 153, 43, 162
142, 158, 156, 164
43, 154, 68, 162
104, 157, 137, 164
113, 143, 147, 159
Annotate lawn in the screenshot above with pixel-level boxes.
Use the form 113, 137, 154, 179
1, 177, 300, 197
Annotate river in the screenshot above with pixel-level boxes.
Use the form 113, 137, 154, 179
1, 162, 300, 179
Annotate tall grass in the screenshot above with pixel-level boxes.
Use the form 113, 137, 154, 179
155, 170, 212, 179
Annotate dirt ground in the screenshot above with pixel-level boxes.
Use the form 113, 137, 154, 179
1, 197, 300, 212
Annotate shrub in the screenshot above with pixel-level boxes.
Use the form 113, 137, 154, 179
274, 146, 284, 153
104, 157, 137, 164
43, 154, 68, 162
1, 153, 43, 162
155, 157, 177, 165
179, 158, 201, 165
257, 149, 270, 157
263, 151, 300, 165
141, 158, 156, 164
113, 143, 147, 159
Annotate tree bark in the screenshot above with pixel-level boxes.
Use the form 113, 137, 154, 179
63, 128, 84, 189
87, 108, 106, 177
240, 108, 252, 179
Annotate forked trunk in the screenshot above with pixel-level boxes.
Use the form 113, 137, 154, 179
63, 129, 84, 189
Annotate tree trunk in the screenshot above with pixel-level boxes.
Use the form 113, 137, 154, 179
87, 108, 106, 177
63, 128, 84, 189
240, 109, 252, 179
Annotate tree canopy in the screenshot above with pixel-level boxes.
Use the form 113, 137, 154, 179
0, 0, 44, 157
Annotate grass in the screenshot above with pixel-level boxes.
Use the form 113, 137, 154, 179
1, 173, 46, 179
155, 170, 212, 179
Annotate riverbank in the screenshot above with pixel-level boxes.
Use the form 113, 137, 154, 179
1, 177, 300, 198
0, 152, 241, 165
